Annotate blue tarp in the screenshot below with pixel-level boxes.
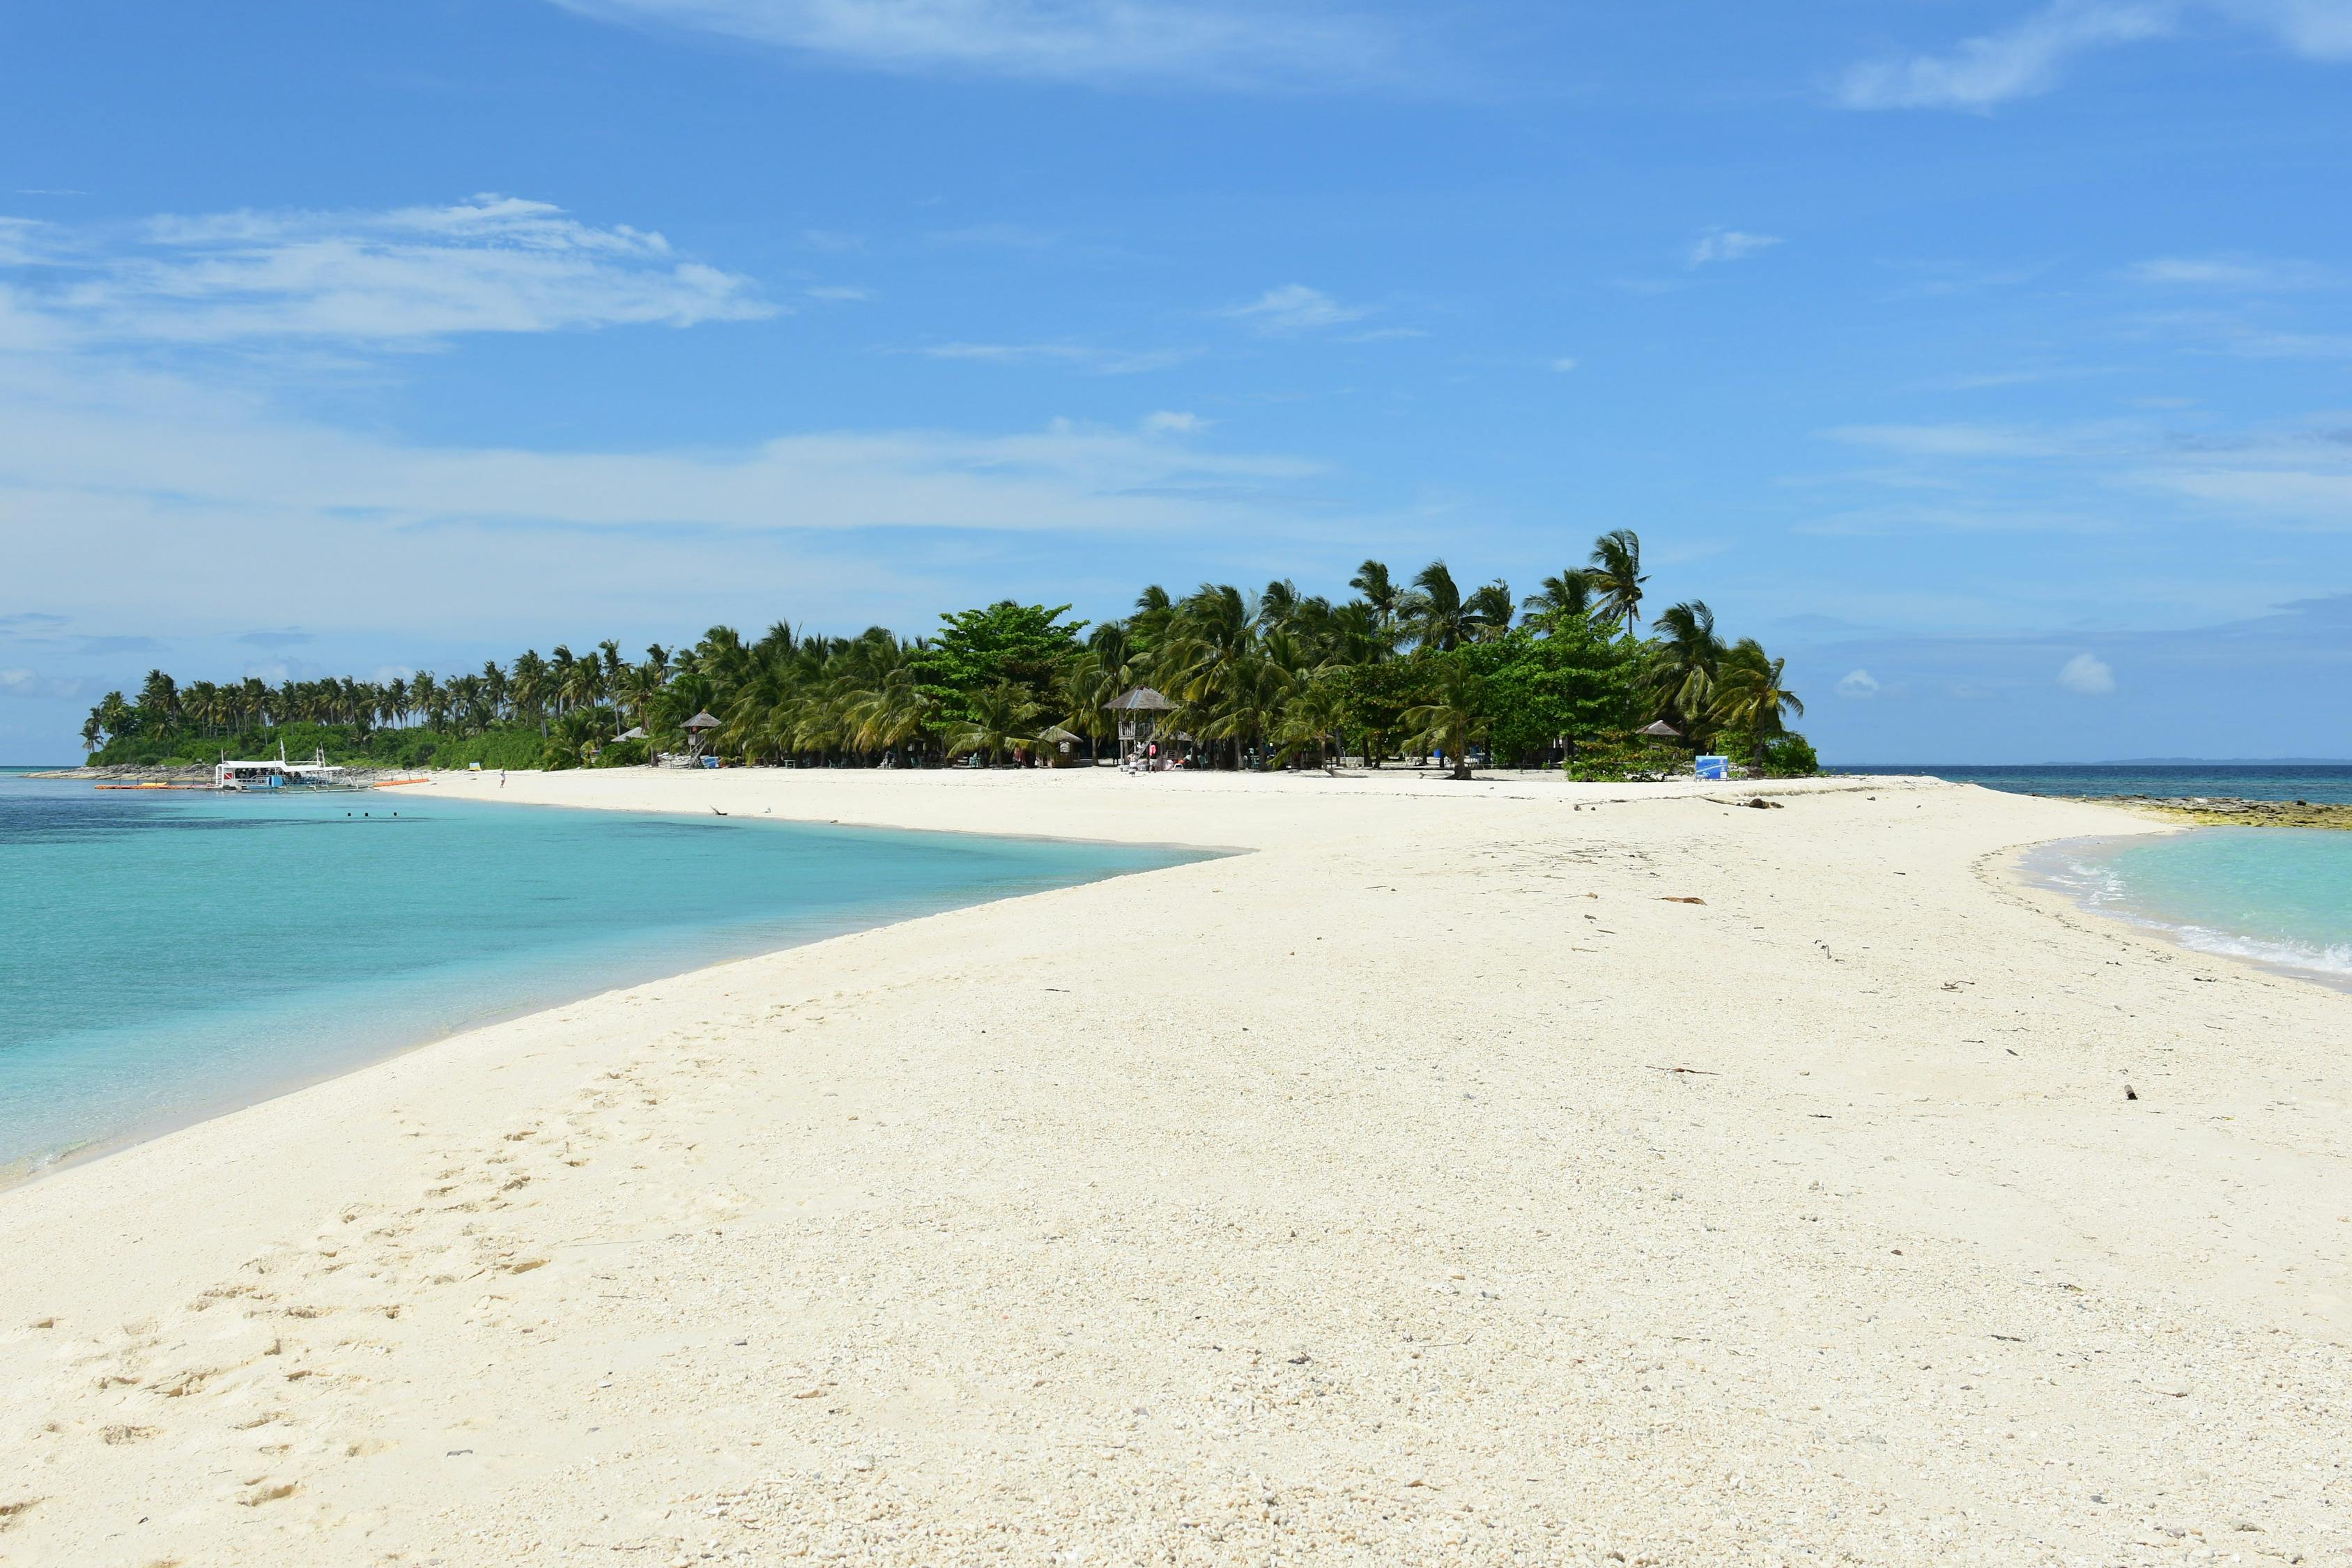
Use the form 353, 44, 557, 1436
1695, 755, 1729, 780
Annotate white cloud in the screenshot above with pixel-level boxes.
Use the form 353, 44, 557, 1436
1222, 284, 1374, 334
8, 194, 770, 344
1840, 0, 2352, 110
1548, 355, 1578, 372
2057, 651, 2117, 694
804, 284, 873, 302
548, 0, 1399, 87
2125, 254, 2335, 289
1142, 410, 1202, 433
1689, 229, 1781, 267
1836, 668, 1882, 698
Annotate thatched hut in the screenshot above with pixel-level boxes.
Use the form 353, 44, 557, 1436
1105, 687, 1176, 764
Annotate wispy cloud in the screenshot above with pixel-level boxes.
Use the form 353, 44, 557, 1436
2124, 254, 2336, 289
0, 668, 95, 701
924, 221, 1060, 250
2128, 305, 2352, 359
1222, 283, 1375, 334
1828, 422, 2080, 459
4, 194, 770, 345
0, 613, 68, 636
1818, 412, 2352, 531
910, 340, 1197, 374
1840, 0, 2352, 111
804, 284, 873, 302
1689, 229, 1781, 267
548, 0, 1400, 88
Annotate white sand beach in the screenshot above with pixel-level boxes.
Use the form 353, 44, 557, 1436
2, 769, 2346, 1566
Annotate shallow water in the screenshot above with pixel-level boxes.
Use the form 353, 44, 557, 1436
2026, 828, 2352, 992
0, 777, 1199, 1177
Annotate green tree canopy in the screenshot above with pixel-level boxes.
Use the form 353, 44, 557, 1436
915, 601, 1088, 725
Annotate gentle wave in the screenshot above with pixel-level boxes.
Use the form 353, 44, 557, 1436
2028, 836, 2352, 991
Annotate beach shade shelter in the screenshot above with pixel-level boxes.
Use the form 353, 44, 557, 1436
683, 711, 723, 758
1104, 686, 1176, 763
1039, 723, 1082, 767
1638, 720, 1682, 740
615, 726, 647, 742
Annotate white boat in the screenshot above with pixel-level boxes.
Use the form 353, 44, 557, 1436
213, 749, 352, 792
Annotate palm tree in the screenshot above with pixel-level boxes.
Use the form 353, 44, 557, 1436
560, 654, 604, 718
511, 650, 550, 735
1403, 657, 1485, 781
1712, 638, 1804, 771
1465, 579, 1514, 641
1521, 569, 1594, 624
1348, 560, 1400, 633
137, 668, 178, 724
1402, 561, 1469, 652
1198, 650, 1300, 769
1272, 675, 1351, 769
944, 683, 1042, 767
547, 645, 577, 716
94, 691, 131, 744
1650, 600, 1725, 745
847, 666, 935, 762
1586, 528, 1647, 636
410, 672, 440, 730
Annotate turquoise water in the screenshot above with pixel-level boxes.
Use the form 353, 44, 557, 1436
2028, 829, 2352, 991
0, 776, 1198, 1177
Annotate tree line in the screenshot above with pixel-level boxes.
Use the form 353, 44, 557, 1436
83, 530, 1813, 778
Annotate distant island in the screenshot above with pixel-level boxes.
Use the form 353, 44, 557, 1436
81, 531, 1815, 781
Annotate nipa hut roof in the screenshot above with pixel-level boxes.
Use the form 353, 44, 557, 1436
684, 711, 723, 730
1638, 719, 1682, 738
1105, 686, 1175, 712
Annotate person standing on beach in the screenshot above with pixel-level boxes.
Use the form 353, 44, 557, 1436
500, 771, 506, 788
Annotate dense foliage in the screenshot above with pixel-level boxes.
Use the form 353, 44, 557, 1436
83, 532, 1814, 778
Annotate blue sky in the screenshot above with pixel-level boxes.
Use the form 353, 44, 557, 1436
3, 0, 2349, 762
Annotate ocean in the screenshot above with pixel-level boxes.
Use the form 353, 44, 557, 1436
0, 774, 1199, 1179
1838, 762, 2352, 803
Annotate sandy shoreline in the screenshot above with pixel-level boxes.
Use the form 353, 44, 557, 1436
3, 770, 2346, 1565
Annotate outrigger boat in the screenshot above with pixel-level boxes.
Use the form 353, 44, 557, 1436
93, 746, 424, 792
213, 746, 354, 792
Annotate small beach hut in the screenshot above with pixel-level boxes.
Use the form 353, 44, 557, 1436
683, 711, 723, 760
1039, 724, 1082, 767
1638, 720, 1682, 739
615, 725, 647, 742
1105, 686, 1176, 764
